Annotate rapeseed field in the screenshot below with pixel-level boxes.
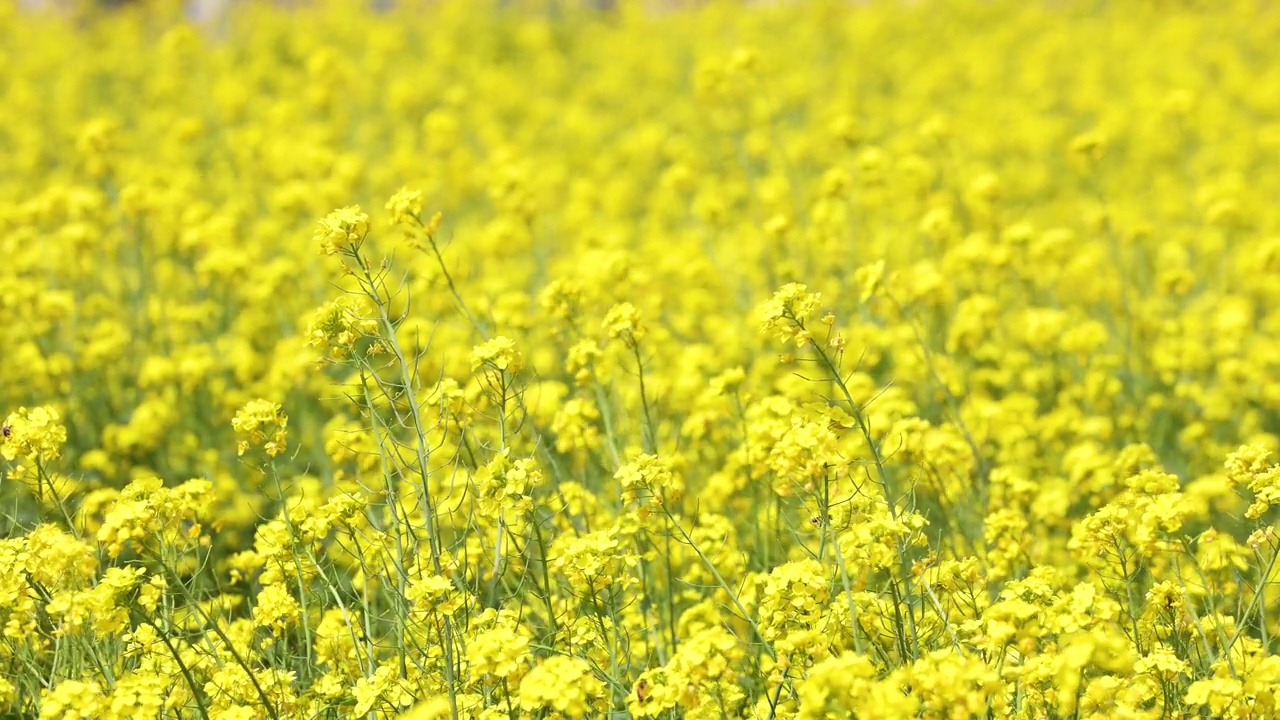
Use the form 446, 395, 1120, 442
3, 0, 1280, 717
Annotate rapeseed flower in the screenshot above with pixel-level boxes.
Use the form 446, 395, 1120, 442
3, 0, 1280, 717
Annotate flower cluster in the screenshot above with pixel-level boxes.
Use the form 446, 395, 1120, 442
0, 407, 66, 463
230, 398, 289, 457
315, 206, 369, 257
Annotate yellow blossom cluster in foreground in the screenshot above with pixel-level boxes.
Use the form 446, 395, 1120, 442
4, 0, 1280, 718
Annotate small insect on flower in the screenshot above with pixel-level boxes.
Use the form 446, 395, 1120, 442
1, 424, 10, 438
635, 679, 649, 703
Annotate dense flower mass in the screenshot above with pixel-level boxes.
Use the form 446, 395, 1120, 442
3, 0, 1280, 717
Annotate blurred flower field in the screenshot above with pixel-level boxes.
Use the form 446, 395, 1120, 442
4, 0, 1280, 717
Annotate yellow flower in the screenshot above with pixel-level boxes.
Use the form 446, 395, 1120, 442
603, 301, 648, 347
517, 655, 605, 717
40, 680, 107, 720
1135, 644, 1190, 682
230, 399, 289, 457
1185, 675, 1245, 717
615, 453, 681, 507
1, 406, 67, 463
352, 663, 415, 717
1225, 444, 1280, 520
470, 335, 522, 375
407, 574, 465, 618
305, 296, 379, 362
853, 260, 886, 303
314, 205, 369, 256
473, 449, 544, 519
467, 623, 531, 682
758, 284, 822, 345
385, 187, 423, 226
549, 527, 639, 596
253, 582, 300, 636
